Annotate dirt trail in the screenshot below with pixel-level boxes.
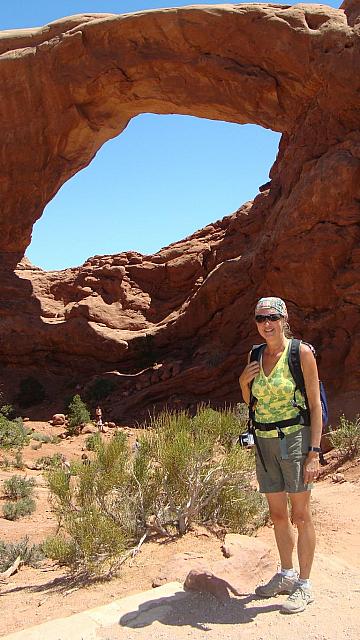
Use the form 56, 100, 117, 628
0, 423, 359, 639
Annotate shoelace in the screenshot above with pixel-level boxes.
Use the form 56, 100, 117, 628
288, 587, 306, 601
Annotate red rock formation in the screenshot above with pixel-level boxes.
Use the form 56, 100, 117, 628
0, 3, 359, 420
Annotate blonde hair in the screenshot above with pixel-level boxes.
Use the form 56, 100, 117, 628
283, 319, 293, 338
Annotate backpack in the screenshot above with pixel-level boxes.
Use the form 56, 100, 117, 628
287, 339, 328, 432
245, 338, 328, 467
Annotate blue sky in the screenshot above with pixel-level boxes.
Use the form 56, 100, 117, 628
2, 1, 341, 270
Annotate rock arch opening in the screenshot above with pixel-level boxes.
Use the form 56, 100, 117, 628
26, 114, 281, 271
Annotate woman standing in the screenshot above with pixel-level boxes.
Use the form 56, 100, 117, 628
239, 296, 322, 614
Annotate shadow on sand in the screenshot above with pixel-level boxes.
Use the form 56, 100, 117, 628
120, 590, 281, 631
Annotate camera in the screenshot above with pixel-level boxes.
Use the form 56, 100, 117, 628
239, 431, 254, 447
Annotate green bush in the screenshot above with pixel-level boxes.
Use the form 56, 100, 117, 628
86, 379, 116, 403
329, 414, 360, 460
143, 407, 258, 534
42, 536, 77, 566
0, 415, 29, 450
67, 395, 90, 434
45, 407, 263, 576
13, 449, 24, 469
46, 436, 129, 575
2, 475, 36, 499
0, 455, 11, 469
3, 497, 36, 520
70, 460, 83, 476
35, 453, 63, 470
31, 432, 59, 444
203, 447, 267, 533
0, 404, 16, 419
0, 536, 44, 572
31, 442, 42, 451
85, 433, 102, 451
16, 376, 45, 408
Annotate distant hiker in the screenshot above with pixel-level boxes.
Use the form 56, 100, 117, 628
95, 406, 104, 432
239, 297, 321, 614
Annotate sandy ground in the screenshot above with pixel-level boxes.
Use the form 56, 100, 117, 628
0, 422, 359, 639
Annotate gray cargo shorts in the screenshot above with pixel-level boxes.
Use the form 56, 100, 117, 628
255, 426, 313, 494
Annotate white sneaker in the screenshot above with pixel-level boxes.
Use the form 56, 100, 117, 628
281, 584, 314, 613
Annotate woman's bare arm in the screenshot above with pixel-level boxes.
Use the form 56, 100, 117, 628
239, 352, 260, 405
300, 343, 322, 481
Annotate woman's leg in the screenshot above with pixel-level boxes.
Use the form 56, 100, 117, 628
266, 491, 295, 569
288, 490, 315, 580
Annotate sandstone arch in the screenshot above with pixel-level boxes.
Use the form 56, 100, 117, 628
0, 2, 353, 262
0, 2, 359, 419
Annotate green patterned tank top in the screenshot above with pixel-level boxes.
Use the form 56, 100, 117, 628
252, 339, 306, 424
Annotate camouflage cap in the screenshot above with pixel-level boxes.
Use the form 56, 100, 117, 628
255, 296, 288, 317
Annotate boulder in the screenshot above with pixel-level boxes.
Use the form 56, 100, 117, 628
81, 423, 97, 434
153, 535, 273, 598
51, 414, 66, 426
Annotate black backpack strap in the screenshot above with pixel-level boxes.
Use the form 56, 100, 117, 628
250, 344, 266, 364
288, 338, 310, 424
248, 343, 267, 472
288, 338, 305, 393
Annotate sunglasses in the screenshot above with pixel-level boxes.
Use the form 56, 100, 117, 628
255, 313, 282, 323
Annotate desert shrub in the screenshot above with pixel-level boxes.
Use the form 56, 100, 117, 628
35, 453, 62, 470
45, 407, 263, 576
16, 376, 45, 408
85, 433, 102, 451
0, 415, 29, 449
203, 447, 267, 532
0, 456, 11, 469
0, 404, 16, 419
3, 497, 36, 520
329, 414, 360, 460
143, 407, 258, 534
86, 379, 116, 403
13, 449, 24, 469
190, 405, 247, 451
47, 468, 72, 514
67, 395, 90, 434
70, 460, 83, 476
68, 507, 126, 574
2, 475, 36, 499
31, 442, 42, 451
31, 432, 51, 443
46, 434, 130, 574
31, 432, 59, 444
0, 536, 44, 572
42, 536, 77, 565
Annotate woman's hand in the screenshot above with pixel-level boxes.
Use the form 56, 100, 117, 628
239, 361, 260, 386
303, 452, 320, 484
239, 361, 260, 404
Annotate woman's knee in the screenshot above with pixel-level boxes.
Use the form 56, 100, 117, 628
267, 493, 289, 525
269, 505, 290, 525
291, 505, 313, 528
289, 491, 313, 528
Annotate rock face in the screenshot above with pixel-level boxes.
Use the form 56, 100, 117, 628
0, 3, 359, 419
